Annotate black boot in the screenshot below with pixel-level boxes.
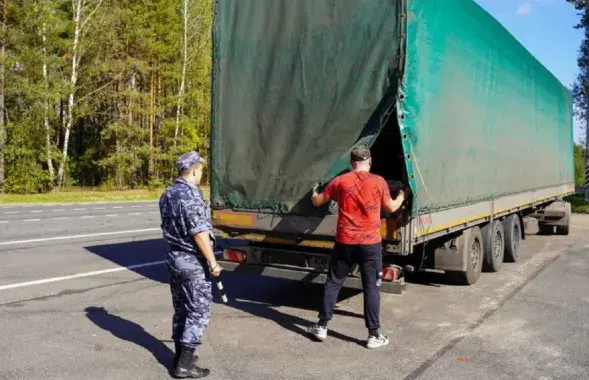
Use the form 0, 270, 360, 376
173, 341, 198, 369
172, 345, 210, 379
172, 341, 182, 368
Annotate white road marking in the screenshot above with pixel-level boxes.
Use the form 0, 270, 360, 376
93, 207, 105, 210
0, 228, 159, 246
113, 206, 123, 209
0, 221, 8, 224
53, 217, 69, 220
51, 209, 65, 212
30, 210, 43, 213
0, 260, 165, 291
81, 216, 95, 219
23, 219, 40, 222
128, 212, 141, 216
4, 211, 18, 214
73, 208, 86, 211
150, 211, 159, 214
132, 205, 141, 208
105, 214, 119, 217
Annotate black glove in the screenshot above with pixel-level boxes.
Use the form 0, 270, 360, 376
402, 184, 412, 198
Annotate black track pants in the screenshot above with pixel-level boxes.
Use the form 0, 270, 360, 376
318, 242, 382, 330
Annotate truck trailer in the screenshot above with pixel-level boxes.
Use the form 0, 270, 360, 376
209, 0, 574, 292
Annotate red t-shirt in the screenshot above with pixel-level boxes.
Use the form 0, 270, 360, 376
322, 171, 392, 245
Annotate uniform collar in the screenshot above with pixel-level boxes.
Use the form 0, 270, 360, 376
175, 177, 199, 191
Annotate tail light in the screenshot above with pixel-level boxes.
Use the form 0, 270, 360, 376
223, 249, 247, 263
381, 266, 401, 281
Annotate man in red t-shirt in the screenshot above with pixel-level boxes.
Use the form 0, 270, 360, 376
308, 146, 405, 349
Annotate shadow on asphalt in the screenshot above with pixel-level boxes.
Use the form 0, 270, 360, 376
85, 306, 173, 370
85, 239, 169, 284
84, 239, 366, 346
224, 279, 366, 346
404, 271, 451, 288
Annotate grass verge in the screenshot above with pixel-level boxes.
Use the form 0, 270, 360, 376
5, 189, 584, 211
565, 194, 589, 214
0, 187, 211, 204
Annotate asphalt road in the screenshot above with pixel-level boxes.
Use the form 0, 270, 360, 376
1, 201, 588, 380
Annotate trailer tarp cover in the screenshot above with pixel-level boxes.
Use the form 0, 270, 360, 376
398, 0, 573, 213
211, 0, 401, 212
211, 0, 574, 215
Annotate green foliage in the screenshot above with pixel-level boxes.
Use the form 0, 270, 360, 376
1, 0, 214, 193
568, 1, 589, 121
574, 143, 586, 187
565, 194, 589, 213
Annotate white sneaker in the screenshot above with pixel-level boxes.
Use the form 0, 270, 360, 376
366, 334, 389, 349
308, 324, 328, 341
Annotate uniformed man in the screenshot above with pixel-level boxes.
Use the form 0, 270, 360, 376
159, 151, 222, 378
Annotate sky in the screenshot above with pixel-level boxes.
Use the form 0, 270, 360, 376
474, 0, 584, 143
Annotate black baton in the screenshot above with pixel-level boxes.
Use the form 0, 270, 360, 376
209, 238, 227, 303
214, 277, 228, 304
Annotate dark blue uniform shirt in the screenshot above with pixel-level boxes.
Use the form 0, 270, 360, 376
159, 177, 213, 256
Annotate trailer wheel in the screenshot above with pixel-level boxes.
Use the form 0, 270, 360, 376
556, 202, 571, 236
556, 225, 569, 236
503, 214, 521, 263
448, 226, 484, 285
482, 220, 504, 273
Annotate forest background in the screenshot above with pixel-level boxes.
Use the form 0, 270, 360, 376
0, 0, 213, 195
0, 0, 586, 210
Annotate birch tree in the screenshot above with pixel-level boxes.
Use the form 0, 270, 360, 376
56, 0, 104, 187
41, 23, 54, 179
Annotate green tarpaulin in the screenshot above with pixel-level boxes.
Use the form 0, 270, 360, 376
211, 0, 401, 212
211, 0, 573, 216
399, 0, 574, 213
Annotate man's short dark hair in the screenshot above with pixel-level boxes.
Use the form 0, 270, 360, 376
351, 146, 371, 162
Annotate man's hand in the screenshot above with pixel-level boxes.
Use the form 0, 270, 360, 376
209, 261, 223, 277
193, 231, 223, 276
384, 189, 405, 213
311, 182, 330, 207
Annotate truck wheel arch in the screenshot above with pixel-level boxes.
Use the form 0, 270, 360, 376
445, 226, 484, 286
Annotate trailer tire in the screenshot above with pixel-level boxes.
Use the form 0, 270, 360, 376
447, 226, 484, 285
503, 214, 521, 263
558, 202, 572, 236
556, 225, 569, 236
482, 221, 504, 273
